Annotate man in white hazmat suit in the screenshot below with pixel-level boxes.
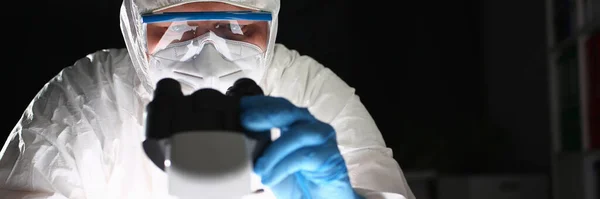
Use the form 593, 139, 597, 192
0, 0, 415, 198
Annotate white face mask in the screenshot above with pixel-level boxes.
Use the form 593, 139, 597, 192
148, 32, 265, 95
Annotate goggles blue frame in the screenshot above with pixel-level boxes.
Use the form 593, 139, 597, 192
142, 11, 272, 24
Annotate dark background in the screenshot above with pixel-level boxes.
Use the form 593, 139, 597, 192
4, 0, 550, 176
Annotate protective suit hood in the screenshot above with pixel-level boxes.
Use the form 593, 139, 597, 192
119, 0, 280, 97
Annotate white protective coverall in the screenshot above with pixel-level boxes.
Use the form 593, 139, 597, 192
0, 0, 415, 198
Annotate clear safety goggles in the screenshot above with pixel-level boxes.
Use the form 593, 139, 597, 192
142, 11, 272, 62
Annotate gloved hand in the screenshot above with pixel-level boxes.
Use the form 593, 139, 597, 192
240, 96, 364, 199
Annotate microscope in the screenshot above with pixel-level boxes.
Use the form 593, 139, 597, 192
142, 78, 271, 199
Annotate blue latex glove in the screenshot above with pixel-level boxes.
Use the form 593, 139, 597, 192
240, 96, 364, 199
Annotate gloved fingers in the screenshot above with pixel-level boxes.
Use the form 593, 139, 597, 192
254, 120, 336, 176
240, 96, 314, 132
240, 95, 288, 109
259, 143, 342, 187
300, 155, 350, 185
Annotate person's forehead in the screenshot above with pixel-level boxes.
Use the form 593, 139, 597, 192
155, 2, 256, 13
149, 20, 263, 28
